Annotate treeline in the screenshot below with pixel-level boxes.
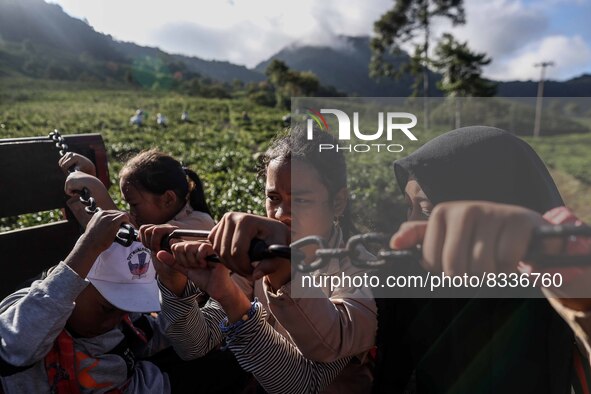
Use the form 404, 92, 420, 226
0, 39, 338, 106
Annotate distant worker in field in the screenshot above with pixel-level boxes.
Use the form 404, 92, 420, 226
156, 113, 168, 128
181, 111, 190, 123
241, 111, 251, 123
282, 114, 291, 127
130, 109, 144, 126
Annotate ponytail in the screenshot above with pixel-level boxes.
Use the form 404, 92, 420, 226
183, 168, 212, 216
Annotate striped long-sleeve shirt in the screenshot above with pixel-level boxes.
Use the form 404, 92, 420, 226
159, 281, 350, 394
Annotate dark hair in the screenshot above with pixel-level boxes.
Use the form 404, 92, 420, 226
120, 149, 211, 217
260, 124, 356, 238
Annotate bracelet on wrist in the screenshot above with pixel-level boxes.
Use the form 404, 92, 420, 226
219, 299, 258, 334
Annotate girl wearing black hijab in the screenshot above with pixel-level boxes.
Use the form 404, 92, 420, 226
372, 126, 575, 394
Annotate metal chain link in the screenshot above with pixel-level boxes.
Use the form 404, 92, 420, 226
290, 225, 591, 272
50, 130, 98, 214
290, 233, 420, 273
49, 130, 137, 246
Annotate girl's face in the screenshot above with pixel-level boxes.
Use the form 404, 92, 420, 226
120, 178, 177, 226
265, 159, 340, 242
405, 179, 434, 221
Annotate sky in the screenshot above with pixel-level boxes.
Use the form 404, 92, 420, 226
47, 0, 591, 81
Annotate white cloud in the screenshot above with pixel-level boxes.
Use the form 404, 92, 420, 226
48, 0, 392, 67
533, 0, 589, 7
47, 0, 591, 80
486, 35, 591, 80
151, 21, 291, 66
148, 0, 392, 67
428, 0, 591, 80
430, 0, 548, 60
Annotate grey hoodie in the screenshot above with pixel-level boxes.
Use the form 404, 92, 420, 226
0, 262, 171, 394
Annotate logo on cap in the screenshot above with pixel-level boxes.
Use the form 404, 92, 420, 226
127, 248, 150, 279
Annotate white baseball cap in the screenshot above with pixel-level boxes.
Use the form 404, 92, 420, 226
87, 241, 161, 313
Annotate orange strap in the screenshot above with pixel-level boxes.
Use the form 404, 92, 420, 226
44, 328, 136, 394
44, 330, 81, 394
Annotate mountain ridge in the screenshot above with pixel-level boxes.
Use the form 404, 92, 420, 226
1, 0, 589, 96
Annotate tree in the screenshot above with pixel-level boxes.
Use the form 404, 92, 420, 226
432, 33, 496, 97
265, 60, 322, 109
431, 33, 496, 127
265, 59, 290, 87
125, 70, 135, 85
265, 60, 291, 108
371, 0, 465, 128
281, 71, 320, 100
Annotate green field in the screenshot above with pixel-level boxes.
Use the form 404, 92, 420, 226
0, 78, 284, 229
1, 78, 591, 233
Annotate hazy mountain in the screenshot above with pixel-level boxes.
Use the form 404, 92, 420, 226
113, 41, 265, 84
0, 0, 263, 83
0, 0, 588, 97
497, 74, 591, 97
256, 36, 590, 97
255, 36, 442, 97
0, 0, 123, 62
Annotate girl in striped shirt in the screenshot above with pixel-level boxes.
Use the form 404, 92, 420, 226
142, 125, 377, 393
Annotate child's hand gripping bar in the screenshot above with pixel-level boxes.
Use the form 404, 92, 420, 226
159, 229, 292, 263
50, 130, 139, 248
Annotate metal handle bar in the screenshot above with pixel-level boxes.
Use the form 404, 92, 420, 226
159, 229, 292, 263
